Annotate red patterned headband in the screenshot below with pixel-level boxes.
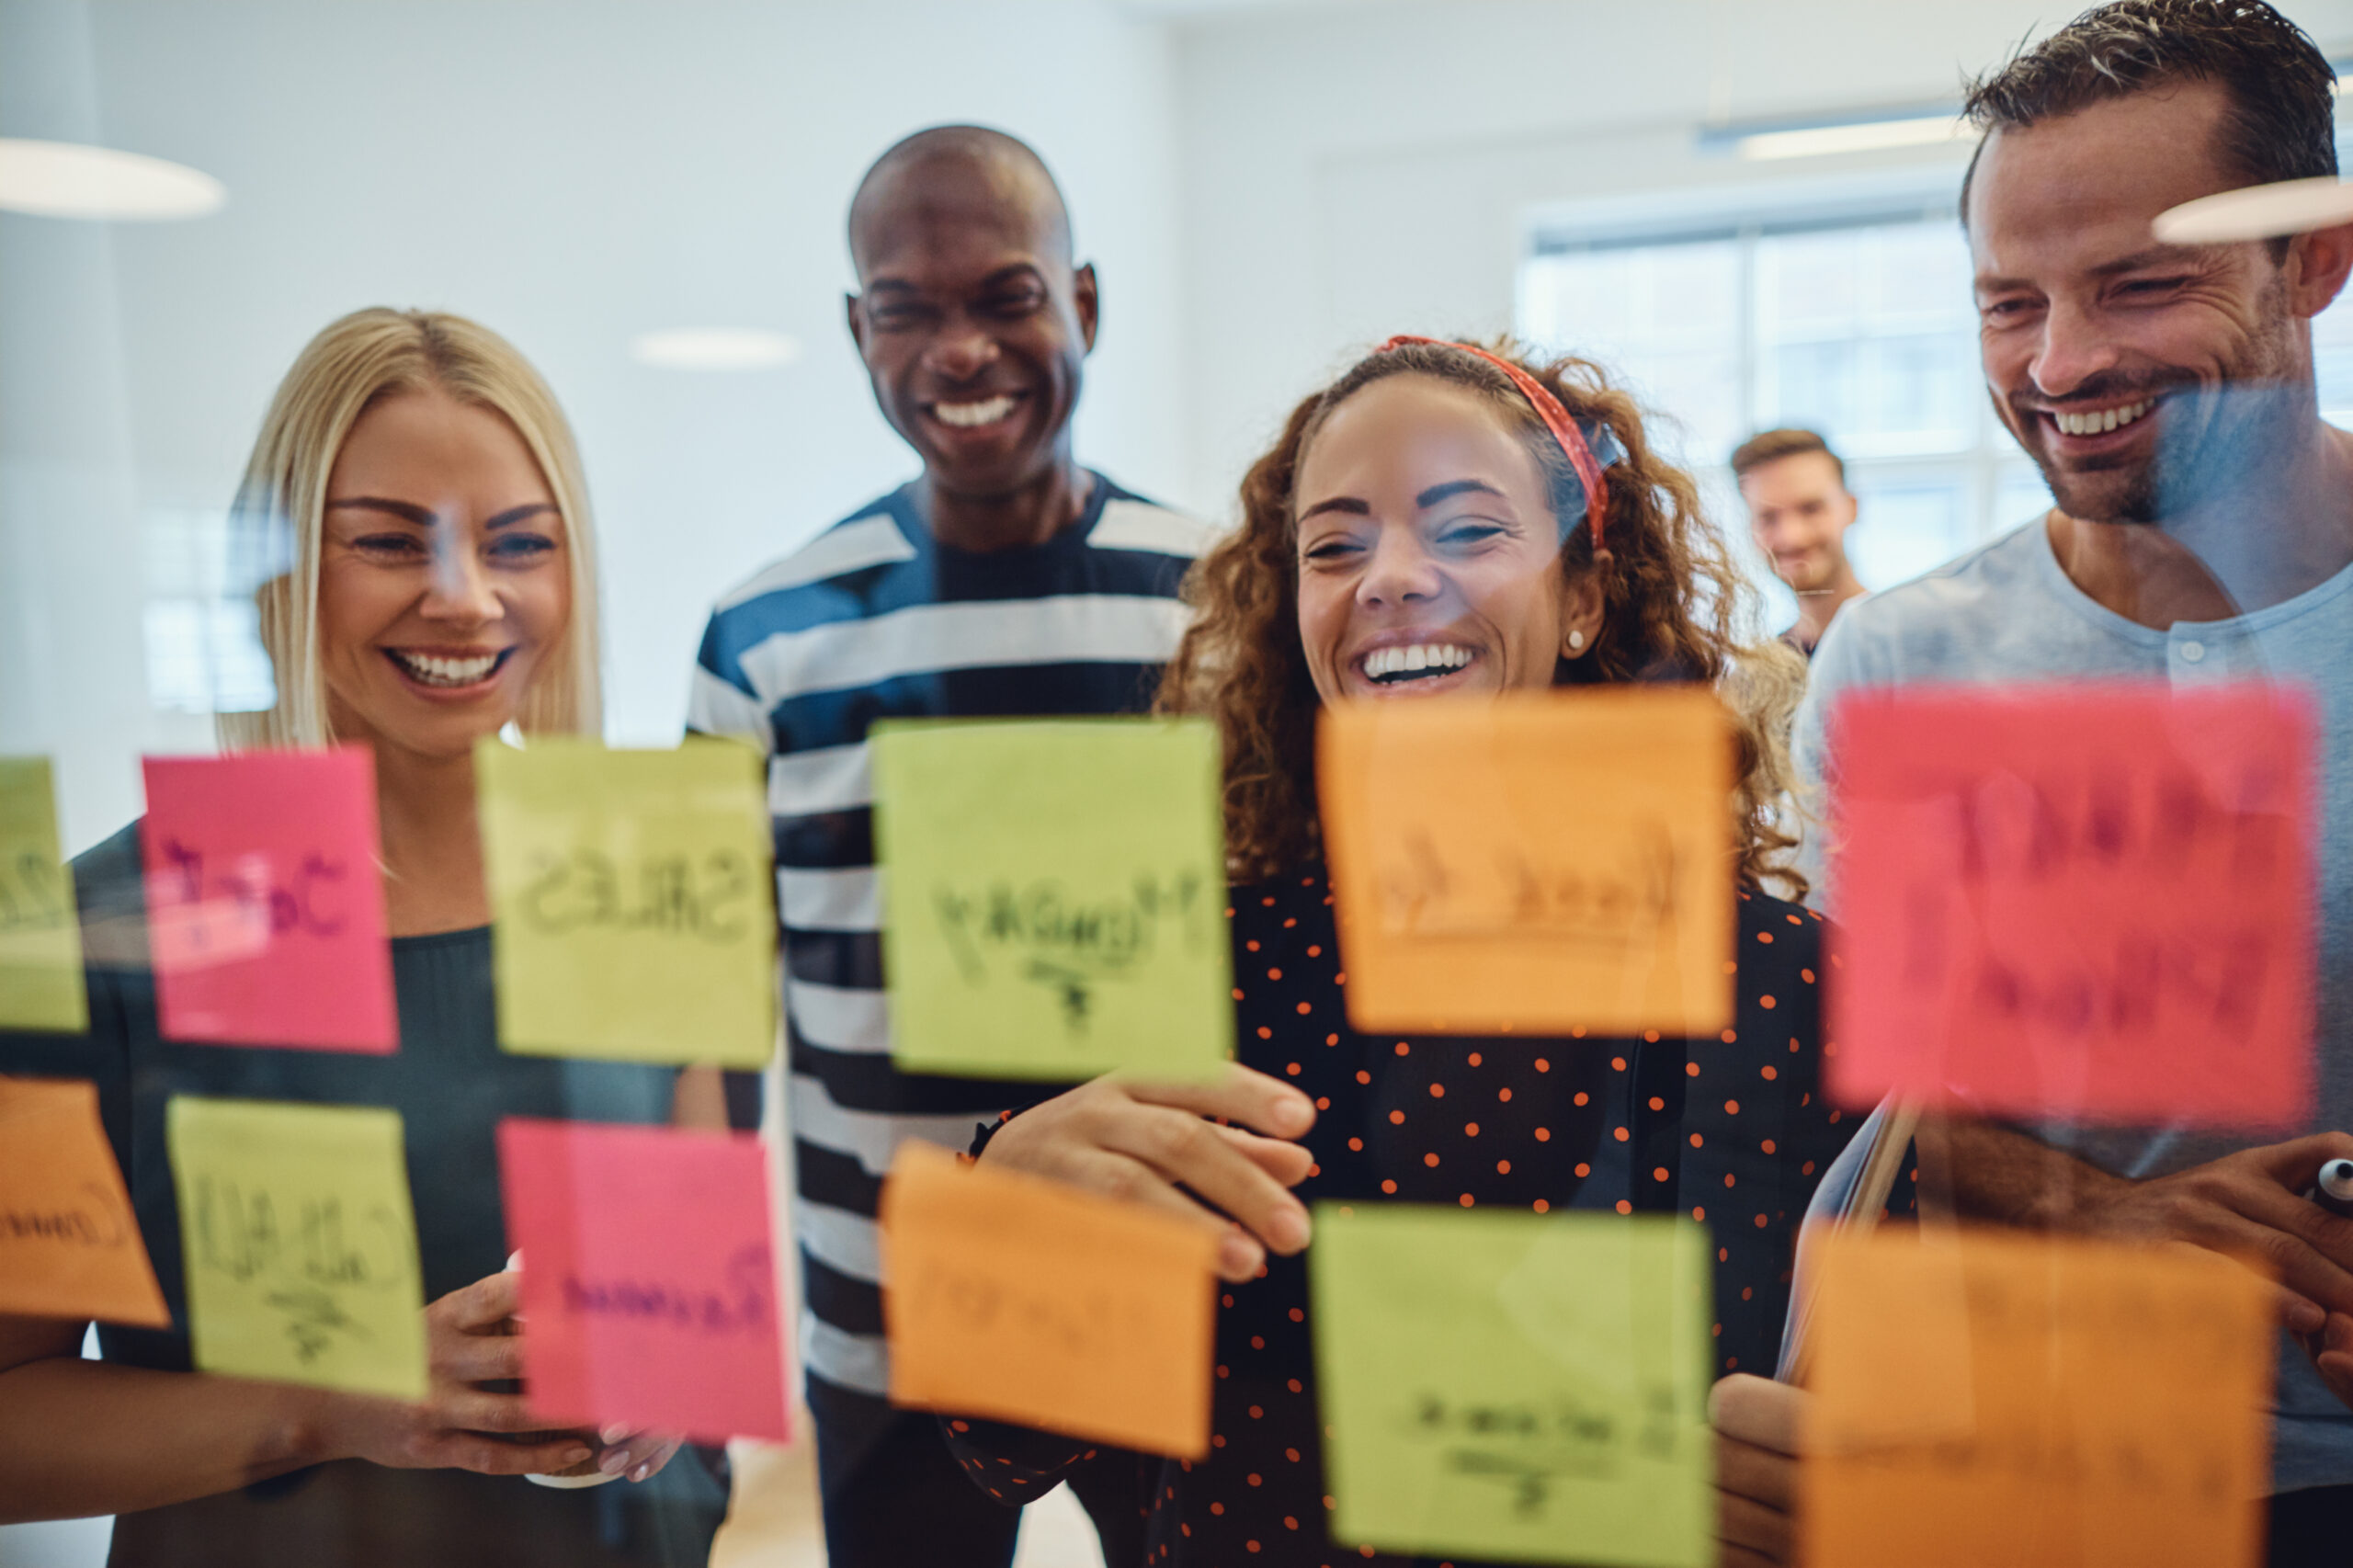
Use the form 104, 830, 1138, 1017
1376, 335, 1610, 551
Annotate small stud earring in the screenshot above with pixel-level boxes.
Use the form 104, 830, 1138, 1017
1567, 630, 1586, 652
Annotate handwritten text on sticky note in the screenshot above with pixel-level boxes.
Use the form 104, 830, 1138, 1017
478, 739, 776, 1069
1320, 690, 1733, 1035
0, 1076, 168, 1326
167, 1096, 426, 1399
881, 1142, 1218, 1458
1311, 1204, 1713, 1568
140, 751, 397, 1051
498, 1119, 790, 1443
1826, 683, 2313, 1129
0, 758, 87, 1033
1805, 1226, 2270, 1568
871, 721, 1231, 1080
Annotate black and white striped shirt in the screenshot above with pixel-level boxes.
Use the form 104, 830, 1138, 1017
688, 472, 1215, 1395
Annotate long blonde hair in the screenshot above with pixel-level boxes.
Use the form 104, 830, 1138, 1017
217, 308, 602, 750
1157, 336, 1810, 897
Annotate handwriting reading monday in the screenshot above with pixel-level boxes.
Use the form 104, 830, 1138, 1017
933, 871, 1209, 1032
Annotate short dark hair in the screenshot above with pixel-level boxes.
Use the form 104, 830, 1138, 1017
1959, 0, 2337, 220
1730, 427, 1845, 485
847, 125, 1073, 273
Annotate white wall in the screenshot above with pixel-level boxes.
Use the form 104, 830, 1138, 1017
1166, 0, 2353, 516
0, 0, 1185, 853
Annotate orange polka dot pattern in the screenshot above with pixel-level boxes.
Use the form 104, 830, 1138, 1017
945, 872, 1855, 1565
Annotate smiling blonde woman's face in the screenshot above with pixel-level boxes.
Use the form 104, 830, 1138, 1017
316, 388, 571, 763
1291, 374, 1603, 706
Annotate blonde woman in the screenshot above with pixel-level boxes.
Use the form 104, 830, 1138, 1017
0, 310, 723, 1565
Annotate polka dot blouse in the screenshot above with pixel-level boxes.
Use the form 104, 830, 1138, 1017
947, 865, 1858, 1567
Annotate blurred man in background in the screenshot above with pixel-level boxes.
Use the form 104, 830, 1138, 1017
688, 125, 1211, 1568
1731, 427, 1866, 658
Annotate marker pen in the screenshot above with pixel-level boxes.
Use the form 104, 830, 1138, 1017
2307, 1158, 2353, 1219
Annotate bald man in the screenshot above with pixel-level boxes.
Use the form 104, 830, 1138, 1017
688, 126, 1213, 1568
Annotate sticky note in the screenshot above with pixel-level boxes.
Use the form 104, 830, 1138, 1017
1310, 1203, 1712, 1568
880, 1141, 1218, 1458
1804, 1225, 2270, 1568
477, 738, 776, 1069
1318, 689, 1733, 1036
1826, 683, 2313, 1129
0, 1076, 168, 1325
167, 1096, 426, 1399
0, 758, 87, 1033
140, 751, 396, 1051
497, 1119, 790, 1443
870, 720, 1231, 1080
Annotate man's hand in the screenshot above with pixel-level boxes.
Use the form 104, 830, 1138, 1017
2051, 1132, 2353, 1332
318, 1269, 683, 1481
979, 1063, 1316, 1282
1711, 1373, 1802, 1567
1950, 1124, 2353, 1406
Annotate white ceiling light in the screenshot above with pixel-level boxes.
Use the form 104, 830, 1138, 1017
631, 327, 801, 371
1733, 115, 1974, 162
0, 138, 224, 220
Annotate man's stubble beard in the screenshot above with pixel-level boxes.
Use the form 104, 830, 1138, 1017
2010, 276, 2306, 527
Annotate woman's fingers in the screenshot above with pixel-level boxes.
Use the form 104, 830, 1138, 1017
1103, 1104, 1312, 1260
432, 1327, 525, 1384
1215, 1122, 1316, 1187
597, 1431, 686, 1482
1709, 1373, 1803, 1458
1118, 1063, 1317, 1141
431, 1385, 543, 1435
1063, 1148, 1269, 1280
430, 1268, 521, 1334
434, 1431, 597, 1477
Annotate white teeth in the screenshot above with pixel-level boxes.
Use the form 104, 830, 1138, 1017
933, 395, 1017, 428
390, 650, 499, 687
2054, 399, 2153, 437
1362, 643, 1474, 680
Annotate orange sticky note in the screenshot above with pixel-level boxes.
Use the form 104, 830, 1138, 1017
879, 1142, 1218, 1459
1319, 689, 1733, 1035
0, 1076, 170, 1327
1804, 1226, 2271, 1568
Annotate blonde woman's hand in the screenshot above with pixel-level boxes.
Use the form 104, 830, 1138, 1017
981, 1063, 1317, 1282
316, 1268, 681, 1481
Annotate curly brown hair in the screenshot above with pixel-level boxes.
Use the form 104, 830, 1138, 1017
1155, 336, 1808, 895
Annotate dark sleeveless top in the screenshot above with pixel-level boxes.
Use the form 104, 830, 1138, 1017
0, 824, 726, 1568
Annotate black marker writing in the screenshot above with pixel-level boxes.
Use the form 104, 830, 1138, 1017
1378, 821, 1681, 947
188, 1177, 411, 1362
932, 873, 1209, 1033
0, 849, 72, 934
0, 1181, 132, 1249
1404, 1383, 1686, 1516
518, 848, 754, 943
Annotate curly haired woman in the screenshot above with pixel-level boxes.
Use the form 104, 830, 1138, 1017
950, 336, 1854, 1567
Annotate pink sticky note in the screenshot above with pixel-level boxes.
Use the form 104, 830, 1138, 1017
1827, 682, 2314, 1131
141, 751, 397, 1051
498, 1119, 791, 1444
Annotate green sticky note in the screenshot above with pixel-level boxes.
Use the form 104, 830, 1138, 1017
1311, 1204, 1713, 1568
478, 738, 777, 1068
167, 1096, 426, 1400
0, 757, 87, 1034
872, 719, 1231, 1081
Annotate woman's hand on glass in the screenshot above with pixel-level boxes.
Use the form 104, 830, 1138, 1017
979, 1063, 1317, 1283
320, 1267, 684, 1481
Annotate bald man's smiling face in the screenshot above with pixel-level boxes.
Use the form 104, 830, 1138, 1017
847, 157, 1097, 503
